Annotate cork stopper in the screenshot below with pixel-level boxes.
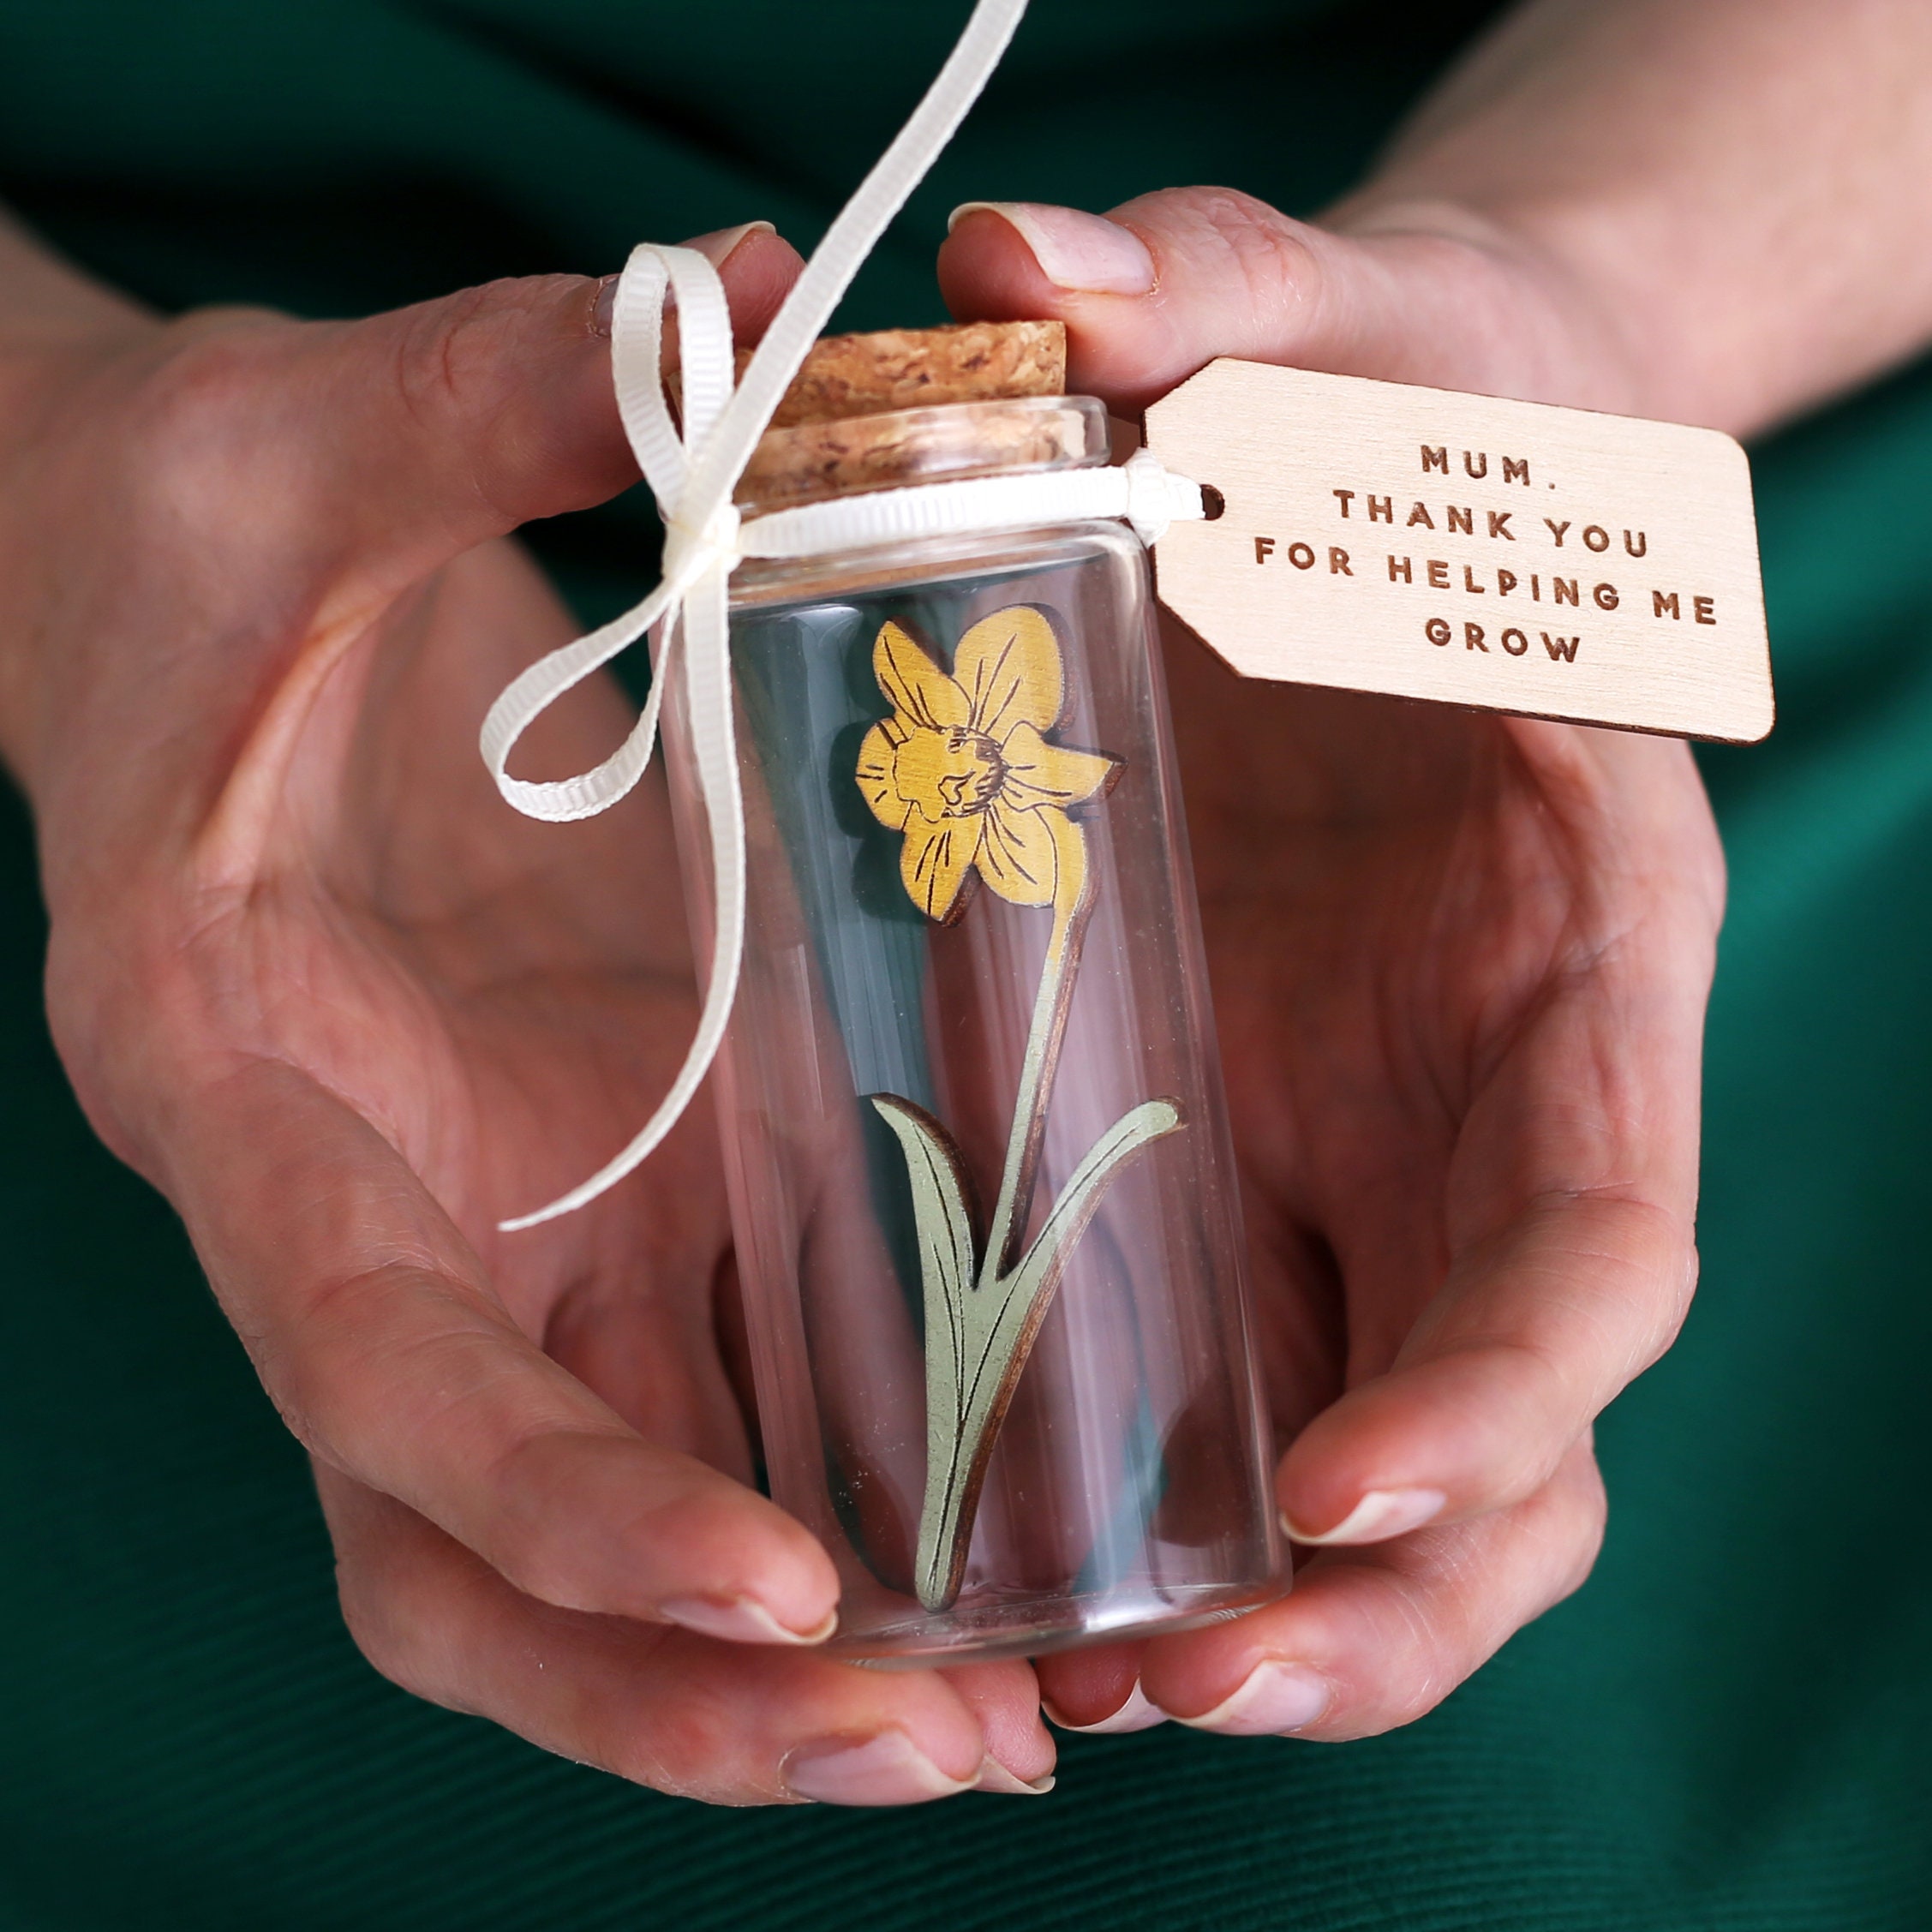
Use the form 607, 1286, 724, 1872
762, 320, 1066, 427
733, 320, 1079, 510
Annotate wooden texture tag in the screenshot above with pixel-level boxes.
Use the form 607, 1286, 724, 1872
1145, 360, 1773, 743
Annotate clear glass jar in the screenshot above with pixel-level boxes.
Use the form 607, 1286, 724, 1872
659, 393, 1283, 1661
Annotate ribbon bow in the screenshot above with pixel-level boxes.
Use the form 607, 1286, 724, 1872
480, 0, 1201, 1229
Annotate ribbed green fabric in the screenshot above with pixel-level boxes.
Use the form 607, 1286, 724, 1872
1, 3, 1928, 1925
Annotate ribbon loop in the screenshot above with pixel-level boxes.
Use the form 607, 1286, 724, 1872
477, 238, 739, 829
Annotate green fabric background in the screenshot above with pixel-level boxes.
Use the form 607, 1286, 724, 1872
2, 2, 1929, 1925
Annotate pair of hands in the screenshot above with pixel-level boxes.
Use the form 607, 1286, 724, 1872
0, 188, 1720, 1804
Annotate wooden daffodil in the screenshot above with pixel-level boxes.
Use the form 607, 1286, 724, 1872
853, 604, 1181, 1613
856, 607, 1117, 923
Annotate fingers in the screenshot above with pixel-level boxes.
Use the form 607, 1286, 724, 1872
661, 220, 802, 359
1277, 727, 1718, 1544
1276, 1189, 1690, 1545
938, 188, 1635, 414
164, 1056, 841, 1645
321, 1468, 1056, 1804
541, 1258, 758, 1484
942, 1663, 1062, 1793
131, 223, 803, 595
316, 220, 803, 570
1036, 1642, 1166, 1736
1131, 1439, 1606, 1741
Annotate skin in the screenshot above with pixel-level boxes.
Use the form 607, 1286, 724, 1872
1, 0, 1929, 1797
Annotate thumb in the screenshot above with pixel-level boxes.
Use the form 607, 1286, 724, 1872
936, 188, 1619, 415
293, 222, 803, 582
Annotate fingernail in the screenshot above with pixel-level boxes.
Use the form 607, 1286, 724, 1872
1176, 1661, 1332, 1737
590, 222, 776, 338
973, 1756, 1056, 1795
948, 201, 1156, 295
590, 274, 619, 338
659, 1594, 838, 1646
782, 1731, 975, 1806
1044, 1679, 1169, 1735
1283, 1487, 1447, 1546
683, 218, 778, 268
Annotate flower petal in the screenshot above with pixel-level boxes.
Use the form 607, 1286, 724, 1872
997, 721, 1118, 813
976, 799, 1060, 907
901, 816, 979, 922
855, 721, 913, 830
954, 606, 1062, 739
875, 622, 970, 732
1044, 805, 1090, 920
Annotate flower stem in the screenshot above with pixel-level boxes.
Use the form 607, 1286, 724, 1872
908, 816, 1153, 1612
978, 895, 1082, 1289
910, 891, 1084, 1612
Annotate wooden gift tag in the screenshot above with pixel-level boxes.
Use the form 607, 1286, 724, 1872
1145, 361, 1773, 742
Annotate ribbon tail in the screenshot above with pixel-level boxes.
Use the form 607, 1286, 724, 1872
679, 0, 1032, 512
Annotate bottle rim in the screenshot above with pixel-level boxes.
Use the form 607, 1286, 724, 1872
734, 393, 1110, 515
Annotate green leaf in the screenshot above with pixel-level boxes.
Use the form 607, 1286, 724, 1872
979, 1098, 1184, 1417
869, 1094, 978, 1535
873, 1093, 1184, 1613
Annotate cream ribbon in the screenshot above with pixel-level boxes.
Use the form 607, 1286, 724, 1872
480, 0, 1204, 1229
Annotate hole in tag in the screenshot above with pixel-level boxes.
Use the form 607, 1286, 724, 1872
1198, 485, 1226, 520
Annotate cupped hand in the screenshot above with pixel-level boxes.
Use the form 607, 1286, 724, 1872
0, 224, 1054, 1804
941, 190, 1724, 1739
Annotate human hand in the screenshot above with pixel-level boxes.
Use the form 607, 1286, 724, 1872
939, 188, 1725, 1738
0, 221, 1054, 1803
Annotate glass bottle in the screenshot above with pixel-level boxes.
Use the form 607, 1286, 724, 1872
658, 367, 1284, 1662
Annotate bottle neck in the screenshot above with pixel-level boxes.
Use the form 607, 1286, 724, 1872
734, 393, 1110, 516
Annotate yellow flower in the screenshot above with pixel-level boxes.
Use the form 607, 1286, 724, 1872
856, 607, 1118, 923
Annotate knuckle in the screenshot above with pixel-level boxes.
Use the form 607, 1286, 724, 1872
1412, 1331, 1583, 1504
388, 275, 583, 510
386, 296, 487, 520
246, 1264, 495, 1478
333, 1531, 467, 1712
135, 317, 284, 436
122, 320, 315, 541
246, 1264, 398, 1458
1137, 185, 1321, 320
473, 1422, 631, 1612
337, 1580, 425, 1698
1541, 1446, 1610, 1608
390, 280, 499, 431
606, 1689, 759, 1804
1384, 1592, 1465, 1730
